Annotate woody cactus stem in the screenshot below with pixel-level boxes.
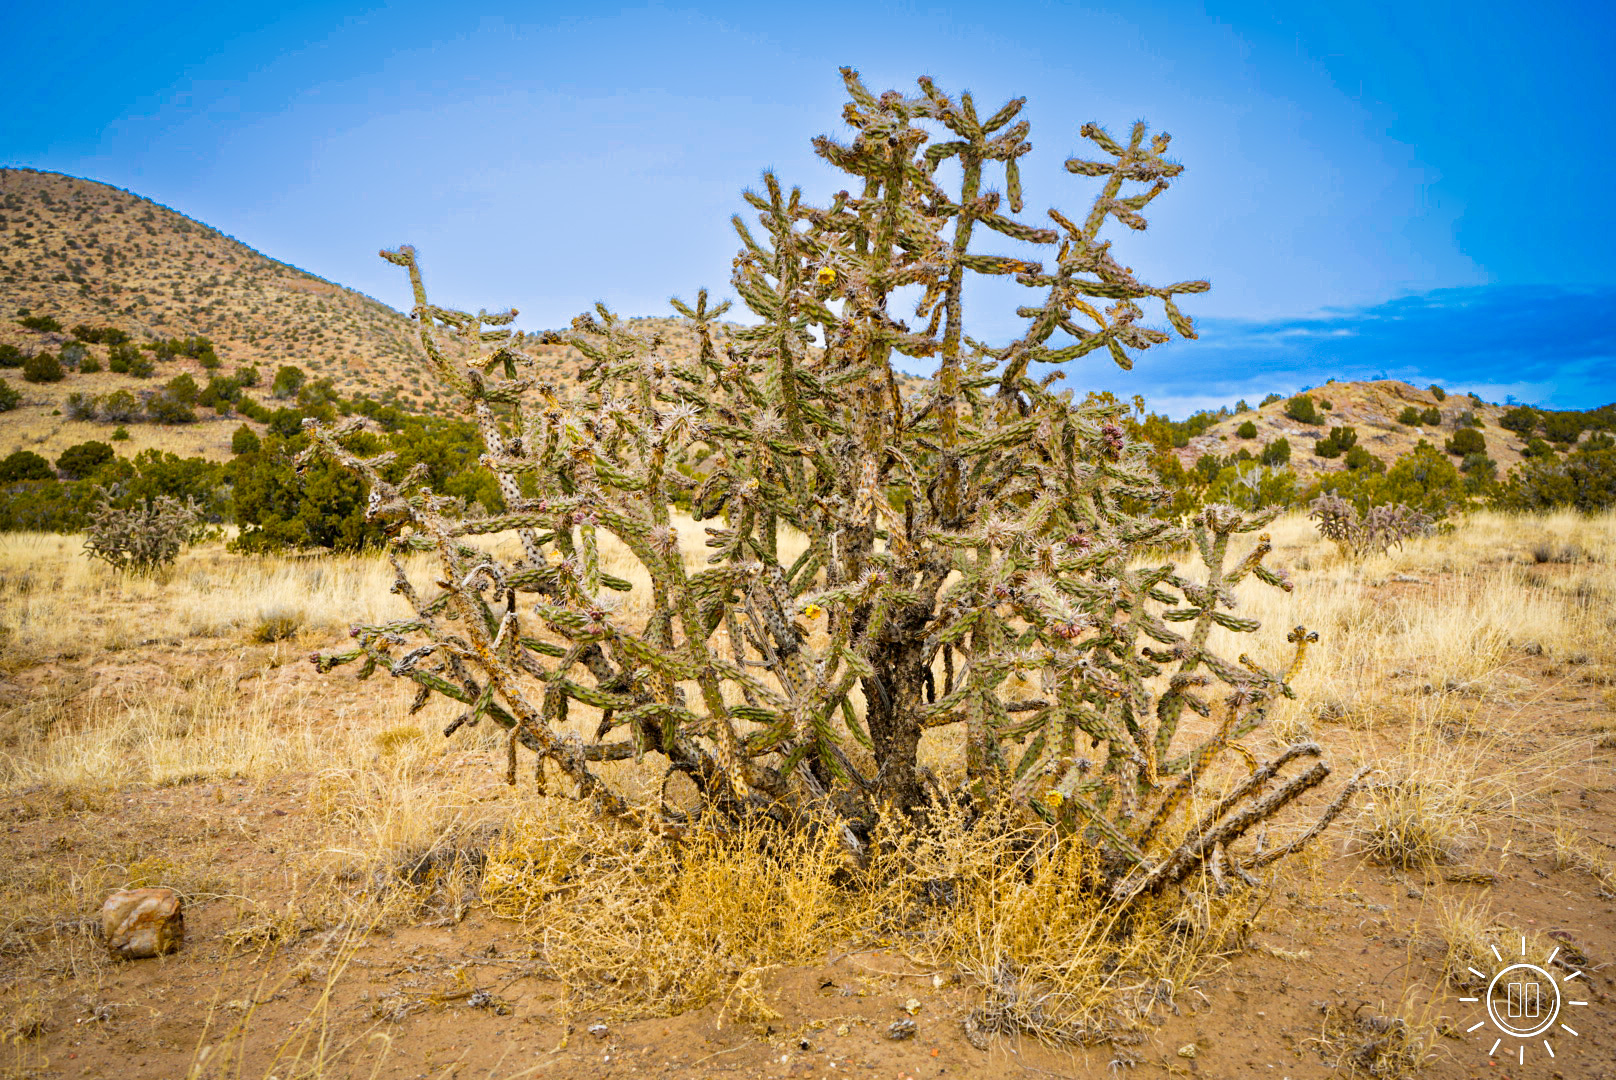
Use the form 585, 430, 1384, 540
309, 69, 1358, 895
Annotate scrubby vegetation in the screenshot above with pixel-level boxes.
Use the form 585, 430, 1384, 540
1, 86, 1615, 1073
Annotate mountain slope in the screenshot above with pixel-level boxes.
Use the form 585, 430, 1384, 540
1171, 380, 1541, 481
0, 167, 468, 408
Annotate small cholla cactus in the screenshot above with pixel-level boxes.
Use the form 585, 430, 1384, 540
82, 491, 203, 576
1308, 494, 1434, 559
311, 69, 1361, 902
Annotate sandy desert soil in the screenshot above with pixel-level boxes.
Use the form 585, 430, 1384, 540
2, 512, 1614, 1079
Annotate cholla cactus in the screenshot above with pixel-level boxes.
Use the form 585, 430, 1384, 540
311, 70, 1360, 900
1308, 494, 1433, 559
82, 492, 203, 576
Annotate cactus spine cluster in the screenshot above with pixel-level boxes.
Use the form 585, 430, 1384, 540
311, 69, 1360, 901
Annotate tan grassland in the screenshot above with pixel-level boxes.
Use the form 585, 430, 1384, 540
0, 509, 1613, 1079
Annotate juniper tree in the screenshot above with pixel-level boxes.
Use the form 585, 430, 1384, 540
311, 69, 1361, 901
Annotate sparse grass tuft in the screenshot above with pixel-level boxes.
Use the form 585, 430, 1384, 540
249, 606, 303, 643
1351, 717, 1523, 869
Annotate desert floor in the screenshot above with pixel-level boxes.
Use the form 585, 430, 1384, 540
2, 511, 1613, 1079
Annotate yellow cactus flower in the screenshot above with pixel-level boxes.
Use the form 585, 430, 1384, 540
1041, 788, 1064, 809
816, 266, 836, 286
804, 603, 824, 619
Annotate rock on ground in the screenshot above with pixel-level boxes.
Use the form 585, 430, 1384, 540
100, 887, 184, 959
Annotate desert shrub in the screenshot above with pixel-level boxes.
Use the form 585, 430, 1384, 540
1454, 409, 1480, 427
1419, 406, 1441, 426
1497, 446, 1616, 513
198, 375, 241, 413
59, 342, 88, 370
111, 425, 129, 441
313, 71, 1363, 943
231, 424, 261, 455
1314, 425, 1356, 458
56, 440, 115, 480
1499, 405, 1538, 435
1539, 411, 1584, 444
0, 450, 54, 483
65, 391, 98, 420
1459, 453, 1495, 480
1318, 397, 1332, 410
99, 388, 139, 422
1314, 441, 1465, 518
0, 378, 18, 413
1260, 392, 1282, 407
1443, 427, 1485, 456
1428, 385, 1445, 401
1206, 461, 1296, 510
22, 351, 63, 383
1343, 445, 1382, 472
120, 449, 229, 520
146, 390, 198, 424
1396, 405, 1422, 426
16, 314, 62, 333
1522, 437, 1555, 459
270, 364, 306, 400
71, 324, 129, 345
82, 492, 203, 576
1235, 419, 1257, 438
1308, 493, 1433, 559
76, 350, 101, 373
236, 363, 261, 387
1586, 432, 1616, 452
1260, 436, 1291, 466
0, 344, 22, 368
164, 372, 200, 404
1284, 393, 1321, 425
230, 444, 382, 553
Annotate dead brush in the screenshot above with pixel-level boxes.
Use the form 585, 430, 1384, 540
1309, 996, 1438, 1078
484, 803, 859, 1018
482, 789, 1265, 1041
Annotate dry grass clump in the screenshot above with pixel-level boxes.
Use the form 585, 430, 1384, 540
484, 805, 866, 1021
1431, 899, 1563, 992
1350, 718, 1529, 870
482, 794, 1247, 1042
1549, 818, 1616, 893
1310, 995, 1438, 1078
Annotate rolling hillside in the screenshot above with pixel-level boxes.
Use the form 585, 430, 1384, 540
1171, 380, 1542, 480
0, 169, 752, 462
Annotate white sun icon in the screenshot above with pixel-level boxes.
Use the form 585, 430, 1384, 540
1459, 936, 1590, 1067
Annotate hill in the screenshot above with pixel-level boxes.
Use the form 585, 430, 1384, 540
0, 169, 764, 463
1169, 380, 1549, 480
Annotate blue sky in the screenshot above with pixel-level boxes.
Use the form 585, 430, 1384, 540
6, 0, 1612, 414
